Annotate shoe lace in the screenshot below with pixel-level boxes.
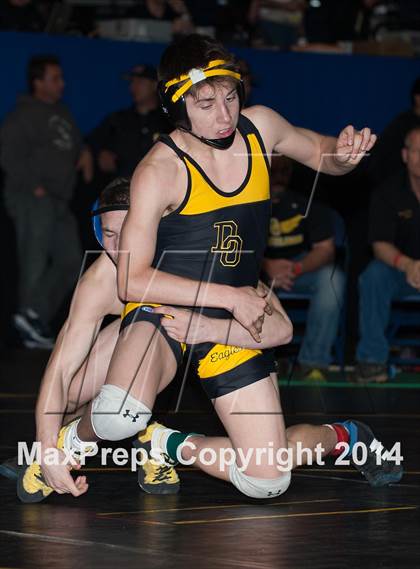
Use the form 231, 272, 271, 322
33, 464, 49, 487
152, 463, 174, 482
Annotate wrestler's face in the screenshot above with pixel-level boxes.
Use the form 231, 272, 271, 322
101, 210, 127, 263
185, 80, 240, 143
402, 130, 420, 180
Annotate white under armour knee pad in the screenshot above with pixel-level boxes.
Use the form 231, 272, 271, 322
229, 462, 291, 499
91, 384, 151, 441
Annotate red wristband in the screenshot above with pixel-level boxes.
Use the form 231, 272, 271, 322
393, 253, 403, 269
293, 261, 303, 277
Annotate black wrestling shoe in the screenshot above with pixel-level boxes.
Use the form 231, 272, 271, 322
340, 420, 403, 487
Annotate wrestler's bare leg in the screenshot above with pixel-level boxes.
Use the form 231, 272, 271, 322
77, 321, 178, 441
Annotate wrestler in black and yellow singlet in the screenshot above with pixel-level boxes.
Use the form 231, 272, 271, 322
121, 114, 275, 398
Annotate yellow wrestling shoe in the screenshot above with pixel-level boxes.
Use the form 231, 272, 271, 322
16, 460, 55, 503
17, 419, 95, 503
133, 422, 180, 495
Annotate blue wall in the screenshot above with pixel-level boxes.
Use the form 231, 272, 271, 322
0, 31, 418, 136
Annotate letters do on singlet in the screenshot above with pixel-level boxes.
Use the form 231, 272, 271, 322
153, 114, 271, 318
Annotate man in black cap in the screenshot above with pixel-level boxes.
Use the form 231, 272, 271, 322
87, 64, 170, 178
369, 76, 420, 186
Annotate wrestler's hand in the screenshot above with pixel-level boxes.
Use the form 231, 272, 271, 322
335, 125, 377, 166
41, 449, 88, 497
228, 285, 272, 342
153, 305, 214, 344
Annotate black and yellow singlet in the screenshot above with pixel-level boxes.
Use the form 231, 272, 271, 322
121, 114, 276, 398
153, 113, 271, 318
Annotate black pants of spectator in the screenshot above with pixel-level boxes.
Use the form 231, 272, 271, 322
3, 191, 82, 325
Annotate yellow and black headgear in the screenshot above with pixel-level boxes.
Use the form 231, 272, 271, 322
158, 59, 244, 149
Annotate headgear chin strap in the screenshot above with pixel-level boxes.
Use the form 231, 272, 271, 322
158, 59, 244, 150
91, 199, 129, 249
183, 128, 237, 150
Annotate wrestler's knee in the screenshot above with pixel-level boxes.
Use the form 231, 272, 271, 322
91, 384, 151, 441
229, 462, 291, 499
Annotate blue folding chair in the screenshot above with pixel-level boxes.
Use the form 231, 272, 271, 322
276, 210, 348, 370
387, 295, 420, 365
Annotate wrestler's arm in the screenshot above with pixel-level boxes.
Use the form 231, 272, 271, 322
117, 152, 270, 341
155, 282, 293, 348
244, 106, 377, 174
35, 253, 121, 453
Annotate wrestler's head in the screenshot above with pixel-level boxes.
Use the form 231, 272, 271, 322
91, 177, 130, 263
158, 34, 244, 150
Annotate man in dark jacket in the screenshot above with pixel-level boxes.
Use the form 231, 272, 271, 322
0, 54, 92, 348
87, 64, 170, 178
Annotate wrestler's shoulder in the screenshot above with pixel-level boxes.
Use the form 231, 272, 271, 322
242, 106, 290, 153
242, 105, 285, 127
145, 132, 182, 161
140, 137, 182, 168
242, 104, 272, 119
132, 138, 186, 193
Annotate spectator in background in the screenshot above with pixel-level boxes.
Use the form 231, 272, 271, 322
183, 0, 253, 44
184, 0, 217, 35
303, 0, 360, 44
399, 0, 420, 28
0, 55, 92, 348
369, 76, 420, 186
132, 0, 188, 19
355, 126, 420, 383
236, 58, 254, 105
216, 0, 253, 44
87, 65, 170, 179
358, 0, 381, 39
249, 0, 305, 49
130, 0, 194, 37
262, 156, 345, 380
0, 0, 45, 32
